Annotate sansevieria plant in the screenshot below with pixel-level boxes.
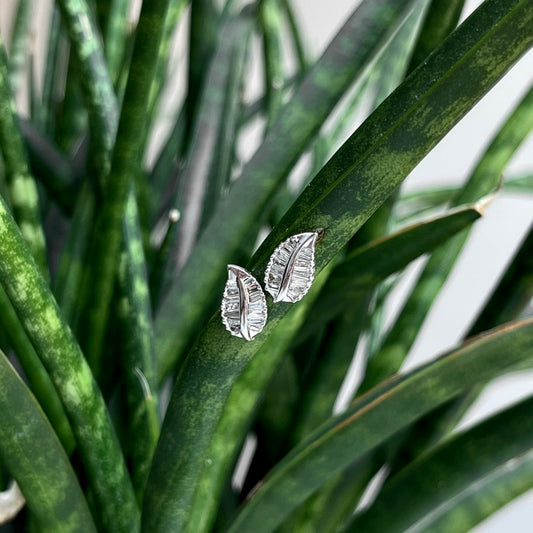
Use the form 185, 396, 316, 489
0, 0, 532, 531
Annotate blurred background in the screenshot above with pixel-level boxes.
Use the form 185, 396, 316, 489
1, 0, 532, 530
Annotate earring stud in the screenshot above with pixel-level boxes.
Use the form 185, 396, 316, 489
221, 265, 267, 341
264, 231, 320, 303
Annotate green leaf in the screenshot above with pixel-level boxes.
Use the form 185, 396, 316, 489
345, 394, 533, 533
260, 0, 285, 128
419, 449, 533, 533
397, 172, 533, 222
0, 286, 75, 454
103, 0, 131, 86
0, 349, 96, 532
53, 184, 95, 329
81, 0, 173, 376
183, 266, 331, 533
117, 190, 159, 501
407, 0, 465, 71
156, 0, 419, 381
145, 2, 533, 531
310, 203, 485, 328
226, 318, 533, 533
0, 195, 138, 532
187, 0, 219, 131
0, 38, 48, 278
281, 0, 309, 75
357, 78, 533, 396
56, 0, 118, 181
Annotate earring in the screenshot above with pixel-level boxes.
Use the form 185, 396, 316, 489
221, 265, 267, 341
264, 231, 320, 303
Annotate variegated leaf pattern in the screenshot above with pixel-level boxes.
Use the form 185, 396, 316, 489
264, 232, 318, 303
221, 265, 267, 341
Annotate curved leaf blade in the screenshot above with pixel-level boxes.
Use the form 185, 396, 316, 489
0, 350, 96, 533
345, 394, 533, 533
226, 319, 533, 533
145, 2, 533, 531
0, 194, 138, 532
311, 203, 484, 327
420, 449, 533, 533
155, 0, 418, 379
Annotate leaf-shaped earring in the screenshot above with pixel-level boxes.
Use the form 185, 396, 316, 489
221, 265, 267, 341
264, 231, 320, 303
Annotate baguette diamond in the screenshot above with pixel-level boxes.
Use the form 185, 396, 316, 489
264, 232, 318, 303
221, 265, 267, 340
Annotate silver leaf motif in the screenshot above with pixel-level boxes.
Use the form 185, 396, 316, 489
221, 265, 267, 341
264, 232, 318, 303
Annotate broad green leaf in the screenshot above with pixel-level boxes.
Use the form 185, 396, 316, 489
156, 0, 419, 381
310, 203, 484, 328
0, 38, 47, 277
420, 449, 533, 533
0, 350, 96, 532
226, 318, 533, 533
184, 267, 331, 533
358, 79, 533, 395
345, 394, 533, 533
0, 286, 75, 454
0, 195, 138, 532
144, 2, 533, 531
287, 0, 466, 505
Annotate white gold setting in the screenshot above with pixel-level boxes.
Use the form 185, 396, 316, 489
221, 265, 267, 341
264, 231, 318, 303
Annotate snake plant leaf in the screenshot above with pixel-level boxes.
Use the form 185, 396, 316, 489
307, 203, 484, 330
344, 394, 533, 533
226, 318, 533, 533
155, 0, 418, 379
0, 194, 138, 532
0, 350, 96, 533
264, 231, 319, 303
397, 172, 533, 222
221, 265, 268, 341
144, 2, 533, 531
80, 0, 173, 375
186, 267, 331, 533
419, 448, 533, 533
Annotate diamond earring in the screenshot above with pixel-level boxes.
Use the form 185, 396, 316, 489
264, 231, 321, 303
221, 265, 267, 341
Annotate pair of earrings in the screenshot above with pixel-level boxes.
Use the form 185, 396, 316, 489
221, 231, 322, 341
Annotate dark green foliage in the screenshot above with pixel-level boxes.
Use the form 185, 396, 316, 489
0, 1, 532, 532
